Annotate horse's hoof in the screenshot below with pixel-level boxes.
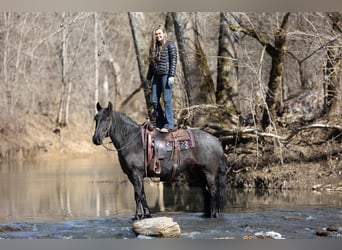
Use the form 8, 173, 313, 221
133, 215, 143, 221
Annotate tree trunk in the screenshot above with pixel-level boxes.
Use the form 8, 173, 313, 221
324, 12, 342, 118
216, 12, 239, 114
65, 79, 72, 126
95, 14, 120, 110
55, 12, 84, 126
94, 12, 99, 114
172, 12, 215, 106
128, 12, 152, 118
57, 12, 68, 126
3, 12, 12, 116
261, 12, 290, 129
12, 13, 28, 117
229, 13, 291, 129
165, 12, 174, 36
107, 60, 121, 109
102, 74, 109, 106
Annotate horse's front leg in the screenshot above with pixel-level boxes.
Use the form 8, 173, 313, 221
141, 184, 152, 218
129, 172, 151, 220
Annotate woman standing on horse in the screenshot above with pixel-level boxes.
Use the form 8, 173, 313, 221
146, 24, 177, 133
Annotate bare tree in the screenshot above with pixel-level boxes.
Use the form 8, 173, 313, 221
261, 12, 290, 129
57, 12, 70, 126
128, 12, 152, 118
57, 12, 87, 126
93, 12, 100, 114
230, 12, 291, 129
324, 12, 342, 118
2, 12, 11, 116
1, 12, 26, 117
216, 12, 239, 114
172, 12, 215, 106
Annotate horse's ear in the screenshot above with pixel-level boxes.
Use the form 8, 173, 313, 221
96, 102, 102, 112
107, 101, 113, 112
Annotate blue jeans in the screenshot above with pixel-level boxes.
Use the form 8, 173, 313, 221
151, 75, 174, 130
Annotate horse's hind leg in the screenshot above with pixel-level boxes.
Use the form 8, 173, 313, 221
201, 154, 228, 218
203, 174, 218, 218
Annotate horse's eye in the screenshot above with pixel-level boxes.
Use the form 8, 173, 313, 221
94, 115, 98, 121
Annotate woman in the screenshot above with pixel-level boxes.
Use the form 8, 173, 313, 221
146, 24, 177, 133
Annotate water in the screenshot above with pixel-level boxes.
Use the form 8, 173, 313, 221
0, 156, 342, 239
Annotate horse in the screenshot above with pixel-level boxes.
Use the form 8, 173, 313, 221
92, 101, 228, 219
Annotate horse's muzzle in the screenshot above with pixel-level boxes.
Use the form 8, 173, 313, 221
92, 135, 102, 145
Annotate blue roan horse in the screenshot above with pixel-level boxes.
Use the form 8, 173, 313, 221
92, 102, 227, 219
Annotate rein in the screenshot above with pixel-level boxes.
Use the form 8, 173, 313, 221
101, 115, 141, 152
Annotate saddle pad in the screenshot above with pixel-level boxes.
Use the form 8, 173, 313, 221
165, 139, 193, 151
155, 129, 195, 152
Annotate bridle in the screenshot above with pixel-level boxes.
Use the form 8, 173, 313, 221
100, 114, 141, 152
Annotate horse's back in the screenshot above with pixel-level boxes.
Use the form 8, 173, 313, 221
190, 128, 224, 155
177, 128, 225, 174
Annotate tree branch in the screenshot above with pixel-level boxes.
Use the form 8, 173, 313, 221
201, 123, 342, 144
117, 84, 143, 110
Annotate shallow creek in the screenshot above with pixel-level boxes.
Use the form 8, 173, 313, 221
0, 157, 341, 239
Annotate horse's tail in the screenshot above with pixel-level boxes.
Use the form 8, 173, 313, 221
216, 154, 228, 214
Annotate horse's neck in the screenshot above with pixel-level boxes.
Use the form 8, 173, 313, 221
109, 112, 141, 150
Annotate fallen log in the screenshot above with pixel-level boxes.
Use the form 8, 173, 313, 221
201, 123, 342, 144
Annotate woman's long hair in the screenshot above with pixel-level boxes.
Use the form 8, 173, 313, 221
148, 24, 167, 64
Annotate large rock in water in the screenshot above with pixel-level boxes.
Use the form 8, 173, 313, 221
132, 217, 181, 238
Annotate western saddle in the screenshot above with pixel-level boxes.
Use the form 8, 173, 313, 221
141, 118, 195, 180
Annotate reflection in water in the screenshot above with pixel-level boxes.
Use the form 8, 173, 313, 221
0, 156, 166, 223
0, 156, 341, 223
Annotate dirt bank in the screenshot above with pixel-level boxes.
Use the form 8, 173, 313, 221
0, 114, 106, 162
228, 161, 342, 191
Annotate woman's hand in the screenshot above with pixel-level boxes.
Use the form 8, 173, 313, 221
167, 77, 174, 88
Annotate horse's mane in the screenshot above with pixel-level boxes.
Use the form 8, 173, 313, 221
113, 111, 140, 128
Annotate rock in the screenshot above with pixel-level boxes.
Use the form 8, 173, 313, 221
254, 231, 285, 239
316, 230, 330, 237
283, 216, 304, 221
327, 225, 338, 232
311, 184, 323, 190
0, 225, 23, 232
243, 235, 257, 240
132, 217, 181, 238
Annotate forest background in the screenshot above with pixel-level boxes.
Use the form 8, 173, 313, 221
0, 12, 341, 189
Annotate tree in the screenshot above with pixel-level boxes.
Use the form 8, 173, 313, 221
2, 12, 12, 116
128, 12, 153, 118
93, 12, 100, 115
172, 12, 215, 106
324, 12, 342, 118
57, 12, 71, 126
230, 12, 291, 129
261, 12, 290, 129
216, 12, 239, 114
56, 12, 86, 127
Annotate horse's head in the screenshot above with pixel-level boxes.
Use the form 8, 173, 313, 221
92, 101, 113, 145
